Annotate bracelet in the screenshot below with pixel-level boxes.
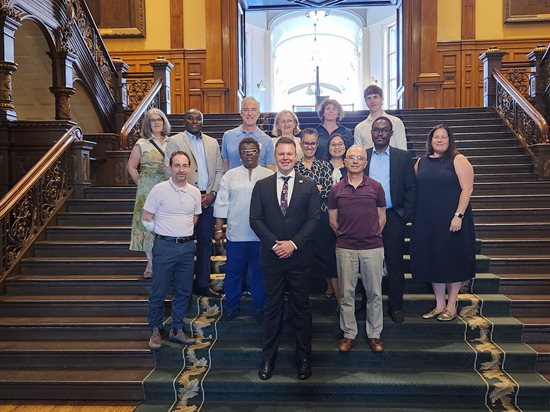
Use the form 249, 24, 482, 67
215, 229, 223, 233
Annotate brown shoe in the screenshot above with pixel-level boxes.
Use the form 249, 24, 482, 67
149, 327, 162, 350
368, 338, 384, 353
338, 337, 355, 352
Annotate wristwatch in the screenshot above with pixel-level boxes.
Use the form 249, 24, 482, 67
454, 212, 464, 219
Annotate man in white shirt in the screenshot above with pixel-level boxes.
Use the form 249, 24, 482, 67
354, 85, 408, 151
142, 151, 202, 350
213, 137, 274, 323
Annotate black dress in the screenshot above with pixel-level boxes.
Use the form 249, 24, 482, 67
411, 155, 476, 283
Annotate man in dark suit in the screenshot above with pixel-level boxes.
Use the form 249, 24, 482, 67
366, 116, 416, 323
250, 137, 320, 381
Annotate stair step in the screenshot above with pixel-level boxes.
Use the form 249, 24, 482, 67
471, 163, 533, 174
0, 316, 149, 341
528, 343, 550, 373
67, 199, 135, 212
499, 274, 550, 295
46, 227, 132, 240
516, 317, 550, 343
474, 208, 550, 223
474, 181, 550, 195
471, 194, 549, 208
34, 241, 141, 257
0, 340, 153, 370
481, 239, 550, 255
0, 369, 148, 400
57, 212, 133, 226
0, 294, 149, 316
475, 222, 550, 237
508, 295, 550, 317
20, 257, 147, 275
489, 256, 550, 274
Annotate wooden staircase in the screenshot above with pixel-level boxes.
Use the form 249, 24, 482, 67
0, 107, 549, 403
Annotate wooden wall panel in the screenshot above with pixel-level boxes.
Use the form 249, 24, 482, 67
434, 38, 547, 108
104, 49, 205, 114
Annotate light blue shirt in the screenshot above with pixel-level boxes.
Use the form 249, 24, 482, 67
213, 165, 274, 241
221, 126, 275, 170
187, 131, 208, 191
369, 147, 392, 209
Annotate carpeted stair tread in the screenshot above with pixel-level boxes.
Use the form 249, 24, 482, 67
22, 257, 147, 262
505, 294, 550, 300
0, 294, 148, 301
0, 340, 149, 350
8, 274, 145, 281
0, 316, 146, 324
498, 273, 550, 279
0, 369, 149, 382
515, 317, 550, 324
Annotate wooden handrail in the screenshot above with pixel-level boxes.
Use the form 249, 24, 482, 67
0, 126, 82, 219
493, 68, 549, 144
119, 77, 163, 149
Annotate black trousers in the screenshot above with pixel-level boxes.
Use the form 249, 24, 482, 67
262, 261, 312, 362
383, 208, 407, 311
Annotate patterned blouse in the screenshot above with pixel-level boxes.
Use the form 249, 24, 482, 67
295, 158, 333, 212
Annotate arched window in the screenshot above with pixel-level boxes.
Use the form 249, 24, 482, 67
270, 10, 362, 111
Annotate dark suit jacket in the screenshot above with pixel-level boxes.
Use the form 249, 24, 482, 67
366, 147, 417, 221
250, 172, 321, 267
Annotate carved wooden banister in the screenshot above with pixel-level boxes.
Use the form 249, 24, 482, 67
119, 77, 163, 150
493, 68, 549, 147
0, 126, 87, 280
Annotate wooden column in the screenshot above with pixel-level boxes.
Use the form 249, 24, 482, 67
527, 45, 548, 115
150, 56, 173, 114
402, 0, 442, 109
0, 13, 21, 121
112, 57, 129, 131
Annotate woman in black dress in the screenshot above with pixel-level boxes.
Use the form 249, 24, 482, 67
411, 124, 476, 322
295, 128, 339, 301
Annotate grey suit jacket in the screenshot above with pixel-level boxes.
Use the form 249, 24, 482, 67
165, 131, 224, 194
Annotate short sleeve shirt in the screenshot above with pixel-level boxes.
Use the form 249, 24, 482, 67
143, 178, 202, 237
327, 175, 386, 250
221, 126, 275, 170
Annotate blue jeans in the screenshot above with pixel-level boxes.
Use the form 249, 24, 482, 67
195, 205, 215, 290
148, 237, 196, 330
224, 240, 265, 314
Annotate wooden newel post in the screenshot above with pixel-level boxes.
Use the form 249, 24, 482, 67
527, 45, 548, 115
70, 129, 95, 199
112, 57, 129, 131
479, 46, 506, 108
150, 56, 173, 114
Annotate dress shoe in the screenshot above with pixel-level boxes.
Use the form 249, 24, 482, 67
297, 359, 312, 380
149, 327, 162, 350
390, 310, 405, 324
437, 310, 457, 322
338, 337, 355, 352
223, 310, 239, 321
422, 308, 444, 319
258, 360, 275, 380
196, 287, 222, 298
169, 328, 195, 345
368, 338, 384, 353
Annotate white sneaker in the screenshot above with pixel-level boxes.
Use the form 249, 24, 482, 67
149, 327, 162, 350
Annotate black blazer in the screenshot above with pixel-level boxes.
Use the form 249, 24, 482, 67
250, 172, 321, 267
366, 147, 417, 221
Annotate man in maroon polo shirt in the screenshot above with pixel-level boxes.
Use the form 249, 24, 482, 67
327, 145, 387, 353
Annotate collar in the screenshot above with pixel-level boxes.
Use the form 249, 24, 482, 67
168, 177, 188, 192
277, 169, 296, 180
372, 146, 391, 157
367, 110, 388, 122
344, 173, 368, 188
185, 130, 203, 140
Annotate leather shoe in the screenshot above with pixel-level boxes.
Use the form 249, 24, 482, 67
196, 287, 222, 298
390, 310, 404, 323
338, 337, 355, 352
422, 308, 443, 319
258, 360, 275, 381
437, 310, 457, 322
223, 310, 239, 321
368, 338, 384, 353
297, 359, 312, 380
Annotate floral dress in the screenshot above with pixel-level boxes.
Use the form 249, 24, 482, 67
129, 138, 167, 251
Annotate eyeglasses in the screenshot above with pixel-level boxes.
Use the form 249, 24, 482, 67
372, 127, 391, 134
330, 142, 344, 148
302, 141, 318, 147
150, 118, 163, 123
240, 149, 258, 154
346, 155, 366, 162
278, 119, 295, 124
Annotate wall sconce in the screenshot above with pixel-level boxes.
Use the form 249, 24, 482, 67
257, 80, 266, 92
